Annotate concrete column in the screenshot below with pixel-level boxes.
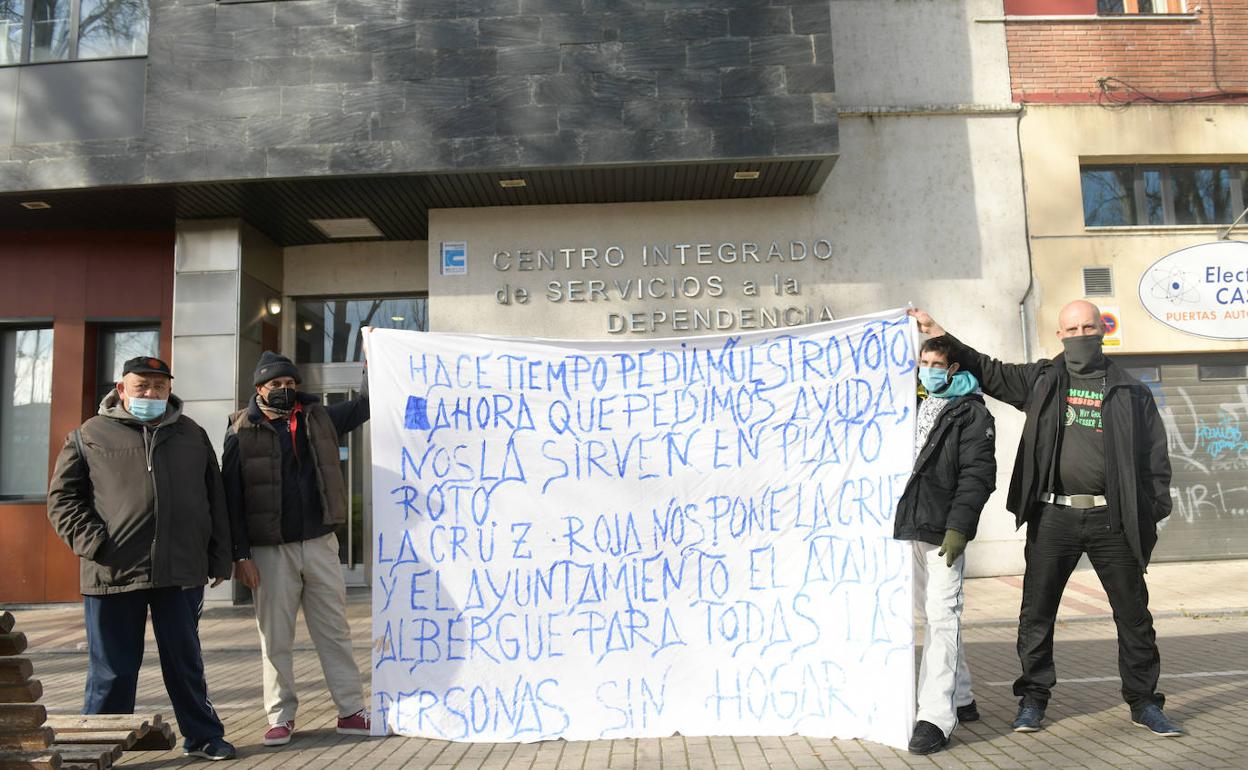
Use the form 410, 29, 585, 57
172, 219, 243, 602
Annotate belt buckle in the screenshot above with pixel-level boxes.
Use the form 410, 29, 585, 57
1069, 494, 1096, 509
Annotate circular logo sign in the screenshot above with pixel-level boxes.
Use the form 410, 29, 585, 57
1138, 240, 1248, 340
1100, 311, 1118, 335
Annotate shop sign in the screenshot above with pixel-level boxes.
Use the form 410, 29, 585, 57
486, 238, 838, 334
440, 241, 467, 276
1138, 241, 1248, 340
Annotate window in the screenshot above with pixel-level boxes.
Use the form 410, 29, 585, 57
1142, 168, 1165, 225
0, 0, 147, 66
96, 325, 159, 405
294, 297, 428, 364
1, 327, 53, 499
1199, 364, 1248, 381
1098, 1, 1187, 13
1081, 164, 1248, 227
1124, 366, 1161, 383
1081, 166, 1136, 226
1170, 167, 1235, 225
0, 3, 20, 64
30, 0, 70, 62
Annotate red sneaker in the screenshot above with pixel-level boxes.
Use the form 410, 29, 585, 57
263, 721, 294, 746
336, 709, 371, 736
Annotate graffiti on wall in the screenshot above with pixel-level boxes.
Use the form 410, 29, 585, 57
1158, 385, 1248, 526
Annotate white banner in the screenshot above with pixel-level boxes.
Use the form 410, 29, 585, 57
367, 309, 917, 749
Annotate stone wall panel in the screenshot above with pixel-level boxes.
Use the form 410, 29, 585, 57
0, 0, 836, 192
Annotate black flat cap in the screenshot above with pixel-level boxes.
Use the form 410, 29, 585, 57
122, 356, 173, 378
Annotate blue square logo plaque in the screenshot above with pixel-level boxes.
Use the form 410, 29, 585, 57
440, 241, 467, 276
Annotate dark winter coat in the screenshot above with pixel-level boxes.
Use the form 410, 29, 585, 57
46, 393, 232, 595
894, 394, 997, 545
223, 386, 368, 558
945, 335, 1172, 567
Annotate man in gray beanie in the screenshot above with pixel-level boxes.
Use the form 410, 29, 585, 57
222, 351, 371, 746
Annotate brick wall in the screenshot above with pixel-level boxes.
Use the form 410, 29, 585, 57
1004, 0, 1248, 102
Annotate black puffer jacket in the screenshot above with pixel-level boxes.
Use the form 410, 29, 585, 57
945, 335, 1172, 567
46, 393, 232, 595
894, 394, 997, 545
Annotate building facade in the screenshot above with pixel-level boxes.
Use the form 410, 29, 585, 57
0, 0, 1036, 603
1002, 0, 1248, 561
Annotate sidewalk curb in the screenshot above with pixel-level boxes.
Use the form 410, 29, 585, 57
962, 606, 1248, 629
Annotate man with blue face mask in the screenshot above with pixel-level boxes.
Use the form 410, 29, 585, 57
895, 336, 997, 754
909, 302, 1180, 739
47, 356, 235, 761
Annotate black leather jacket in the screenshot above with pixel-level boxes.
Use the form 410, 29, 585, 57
946, 334, 1172, 566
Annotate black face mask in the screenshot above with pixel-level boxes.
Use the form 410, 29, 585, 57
1062, 335, 1106, 377
263, 387, 297, 411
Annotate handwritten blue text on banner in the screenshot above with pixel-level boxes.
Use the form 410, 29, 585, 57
367, 309, 917, 748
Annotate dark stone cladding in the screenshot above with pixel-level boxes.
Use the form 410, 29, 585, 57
0, 0, 836, 192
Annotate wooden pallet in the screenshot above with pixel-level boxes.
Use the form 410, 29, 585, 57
126, 723, 176, 751
0, 752, 60, 770
0, 659, 33, 686
0, 727, 53, 751
44, 715, 176, 752
40, 745, 119, 770
0, 612, 53, 770
0, 610, 177, 770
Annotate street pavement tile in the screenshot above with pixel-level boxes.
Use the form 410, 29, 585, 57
8, 587, 1248, 768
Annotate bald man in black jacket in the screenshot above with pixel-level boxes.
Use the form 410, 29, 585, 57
908, 302, 1181, 739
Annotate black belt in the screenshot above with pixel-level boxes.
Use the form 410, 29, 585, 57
1041, 492, 1107, 509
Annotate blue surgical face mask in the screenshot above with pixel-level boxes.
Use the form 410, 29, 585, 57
919, 367, 952, 394
128, 396, 168, 421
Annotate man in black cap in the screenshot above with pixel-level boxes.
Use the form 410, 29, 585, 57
48, 356, 236, 761
223, 351, 371, 746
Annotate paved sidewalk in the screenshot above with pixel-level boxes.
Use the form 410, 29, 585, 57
961, 557, 1248, 626
8, 560, 1248, 769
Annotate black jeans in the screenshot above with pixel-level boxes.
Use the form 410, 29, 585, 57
1013, 504, 1163, 716
83, 586, 225, 747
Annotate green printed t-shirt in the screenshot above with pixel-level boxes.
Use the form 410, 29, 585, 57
1055, 377, 1106, 496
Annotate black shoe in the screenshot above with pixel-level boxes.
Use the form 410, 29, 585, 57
184, 738, 237, 761
1012, 704, 1045, 732
1133, 705, 1183, 737
907, 720, 949, 755
956, 700, 980, 722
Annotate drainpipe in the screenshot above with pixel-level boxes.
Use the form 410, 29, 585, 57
1015, 108, 1036, 362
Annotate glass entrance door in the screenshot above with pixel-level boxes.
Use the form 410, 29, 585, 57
290, 294, 427, 588
323, 389, 368, 585
302, 364, 371, 587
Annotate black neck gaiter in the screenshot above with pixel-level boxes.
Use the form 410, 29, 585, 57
1062, 335, 1107, 378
